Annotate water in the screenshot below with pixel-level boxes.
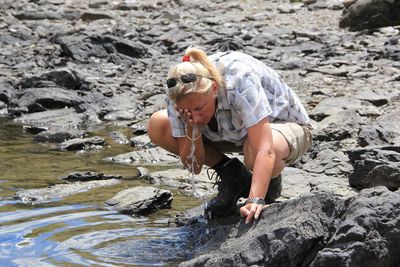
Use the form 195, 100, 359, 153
0, 117, 203, 266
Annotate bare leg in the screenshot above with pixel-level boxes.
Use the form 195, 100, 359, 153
243, 130, 290, 177
147, 109, 224, 167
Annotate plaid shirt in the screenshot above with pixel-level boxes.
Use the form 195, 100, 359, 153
167, 51, 309, 145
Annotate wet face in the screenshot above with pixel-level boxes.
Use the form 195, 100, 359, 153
175, 89, 216, 126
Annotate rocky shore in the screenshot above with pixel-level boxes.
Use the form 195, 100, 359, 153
1, 0, 400, 266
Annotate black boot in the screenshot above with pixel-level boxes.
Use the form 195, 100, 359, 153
204, 158, 252, 218
265, 174, 282, 204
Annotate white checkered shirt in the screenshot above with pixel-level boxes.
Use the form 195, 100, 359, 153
167, 51, 309, 145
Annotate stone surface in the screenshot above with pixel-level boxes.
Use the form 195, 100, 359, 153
105, 186, 173, 215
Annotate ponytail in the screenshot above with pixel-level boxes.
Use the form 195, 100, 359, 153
167, 47, 224, 102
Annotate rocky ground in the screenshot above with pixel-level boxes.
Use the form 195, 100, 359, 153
1, 0, 400, 266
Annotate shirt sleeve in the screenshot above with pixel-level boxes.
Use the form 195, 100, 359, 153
230, 72, 272, 128
166, 98, 186, 137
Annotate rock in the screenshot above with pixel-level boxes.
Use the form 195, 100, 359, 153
105, 186, 173, 215
309, 97, 381, 121
310, 187, 400, 266
313, 109, 364, 141
142, 168, 217, 197
9, 87, 82, 113
347, 145, 400, 190
301, 149, 354, 177
130, 134, 153, 148
16, 179, 121, 204
357, 108, 400, 147
33, 129, 85, 143
104, 147, 180, 165
59, 136, 105, 151
13, 108, 87, 130
108, 131, 130, 145
339, 0, 400, 31
178, 193, 349, 266
60, 171, 123, 182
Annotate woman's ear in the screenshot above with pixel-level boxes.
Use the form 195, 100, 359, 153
212, 81, 218, 95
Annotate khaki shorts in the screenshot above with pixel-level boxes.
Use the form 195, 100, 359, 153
203, 121, 312, 165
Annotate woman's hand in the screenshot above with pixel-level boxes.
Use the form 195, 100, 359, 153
177, 108, 195, 126
240, 203, 266, 224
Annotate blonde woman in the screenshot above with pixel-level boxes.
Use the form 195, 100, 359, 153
147, 47, 312, 223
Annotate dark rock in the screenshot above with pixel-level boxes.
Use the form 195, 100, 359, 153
179, 193, 349, 266
0, 80, 14, 103
10, 87, 82, 113
33, 129, 85, 143
56, 35, 148, 63
358, 108, 400, 147
347, 145, 400, 190
310, 187, 400, 267
19, 69, 79, 89
339, 0, 400, 31
105, 186, 173, 215
313, 110, 364, 142
61, 171, 122, 182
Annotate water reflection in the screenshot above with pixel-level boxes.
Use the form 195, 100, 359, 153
0, 118, 203, 266
0, 203, 195, 266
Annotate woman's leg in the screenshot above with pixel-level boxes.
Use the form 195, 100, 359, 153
147, 109, 180, 155
243, 130, 289, 177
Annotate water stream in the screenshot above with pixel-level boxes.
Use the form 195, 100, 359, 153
0, 117, 203, 266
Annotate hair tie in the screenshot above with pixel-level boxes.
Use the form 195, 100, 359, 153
182, 55, 190, 62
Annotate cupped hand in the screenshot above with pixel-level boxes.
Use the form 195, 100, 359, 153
177, 108, 194, 126
240, 203, 266, 224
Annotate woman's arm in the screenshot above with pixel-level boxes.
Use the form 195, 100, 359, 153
240, 117, 275, 223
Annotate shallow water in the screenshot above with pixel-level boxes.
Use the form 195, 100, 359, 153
0, 117, 203, 266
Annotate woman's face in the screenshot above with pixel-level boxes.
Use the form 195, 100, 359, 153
175, 90, 216, 126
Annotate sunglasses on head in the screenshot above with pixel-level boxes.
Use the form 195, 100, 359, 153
166, 74, 209, 89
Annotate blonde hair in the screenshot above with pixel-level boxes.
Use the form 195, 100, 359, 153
167, 47, 224, 102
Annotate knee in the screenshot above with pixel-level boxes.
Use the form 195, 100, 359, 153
147, 110, 169, 144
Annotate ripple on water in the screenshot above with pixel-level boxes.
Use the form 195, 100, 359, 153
0, 203, 197, 266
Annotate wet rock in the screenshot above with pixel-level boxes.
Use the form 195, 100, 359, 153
0, 80, 14, 103
108, 131, 130, 145
130, 134, 153, 148
13, 108, 87, 130
347, 145, 400, 190
105, 186, 173, 215
16, 179, 120, 204
339, 0, 400, 31
33, 129, 85, 143
59, 136, 105, 151
310, 187, 400, 266
61, 171, 122, 182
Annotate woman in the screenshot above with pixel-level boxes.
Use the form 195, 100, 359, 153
147, 47, 312, 224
